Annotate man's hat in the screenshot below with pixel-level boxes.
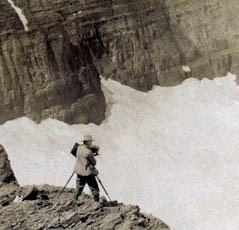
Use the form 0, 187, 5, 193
82, 135, 94, 142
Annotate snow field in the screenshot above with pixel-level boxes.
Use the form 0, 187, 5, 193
1, 73, 239, 229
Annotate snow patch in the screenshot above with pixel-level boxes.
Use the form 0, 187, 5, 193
1, 73, 239, 230
182, 65, 191, 72
7, 0, 29, 32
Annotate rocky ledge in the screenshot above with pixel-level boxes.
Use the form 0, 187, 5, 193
0, 145, 169, 229
0, 185, 169, 230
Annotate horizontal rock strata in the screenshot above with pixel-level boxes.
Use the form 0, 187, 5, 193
1, 0, 238, 123
0, 0, 106, 125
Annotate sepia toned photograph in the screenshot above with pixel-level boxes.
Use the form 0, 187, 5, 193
0, 1, 238, 229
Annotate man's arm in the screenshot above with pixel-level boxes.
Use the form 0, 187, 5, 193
87, 154, 97, 166
70, 143, 79, 157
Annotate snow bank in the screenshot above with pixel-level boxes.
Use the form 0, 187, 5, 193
1, 73, 239, 230
7, 0, 29, 32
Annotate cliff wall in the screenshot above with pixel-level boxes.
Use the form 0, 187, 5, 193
0, 0, 237, 124
0, 0, 106, 124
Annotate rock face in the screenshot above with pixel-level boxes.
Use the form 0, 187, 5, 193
0, 145, 19, 206
1, 0, 238, 124
162, 0, 235, 84
0, 185, 170, 230
89, 0, 237, 87
0, 147, 169, 229
0, 0, 106, 125
0, 145, 18, 185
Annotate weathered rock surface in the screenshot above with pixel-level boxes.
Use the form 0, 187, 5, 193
0, 0, 106, 125
163, 0, 236, 83
0, 145, 169, 229
0, 145, 18, 185
0, 185, 170, 230
0, 144, 19, 206
1, 0, 238, 124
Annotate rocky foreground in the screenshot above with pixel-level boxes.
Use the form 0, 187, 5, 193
0, 185, 169, 230
0, 145, 169, 229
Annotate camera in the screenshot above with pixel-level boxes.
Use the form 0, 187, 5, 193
90, 145, 100, 155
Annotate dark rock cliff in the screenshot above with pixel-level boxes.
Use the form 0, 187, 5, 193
0, 145, 18, 185
0, 0, 237, 124
163, 0, 235, 83
0, 144, 19, 206
0, 0, 106, 125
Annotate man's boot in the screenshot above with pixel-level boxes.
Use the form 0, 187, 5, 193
73, 194, 84, 206
99, 196, 108, 205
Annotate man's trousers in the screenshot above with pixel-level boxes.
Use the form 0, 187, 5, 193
74, 174, 100, 201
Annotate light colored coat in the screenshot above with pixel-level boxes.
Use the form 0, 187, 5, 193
73, 144, 97, 176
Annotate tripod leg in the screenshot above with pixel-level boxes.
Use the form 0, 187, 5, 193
58, 172, 75, 198
96, 176, 111, 201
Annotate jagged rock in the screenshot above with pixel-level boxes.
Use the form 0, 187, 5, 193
19, 186, 39, 201
0, 185, 170, 230
17, 186, 49, 201
22, 187, 39, 201
0, 147, 169, 228
0, 145, 19, 206
0, 145, 18, 185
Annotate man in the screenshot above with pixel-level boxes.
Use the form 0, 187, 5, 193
72, 135, 100, 202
